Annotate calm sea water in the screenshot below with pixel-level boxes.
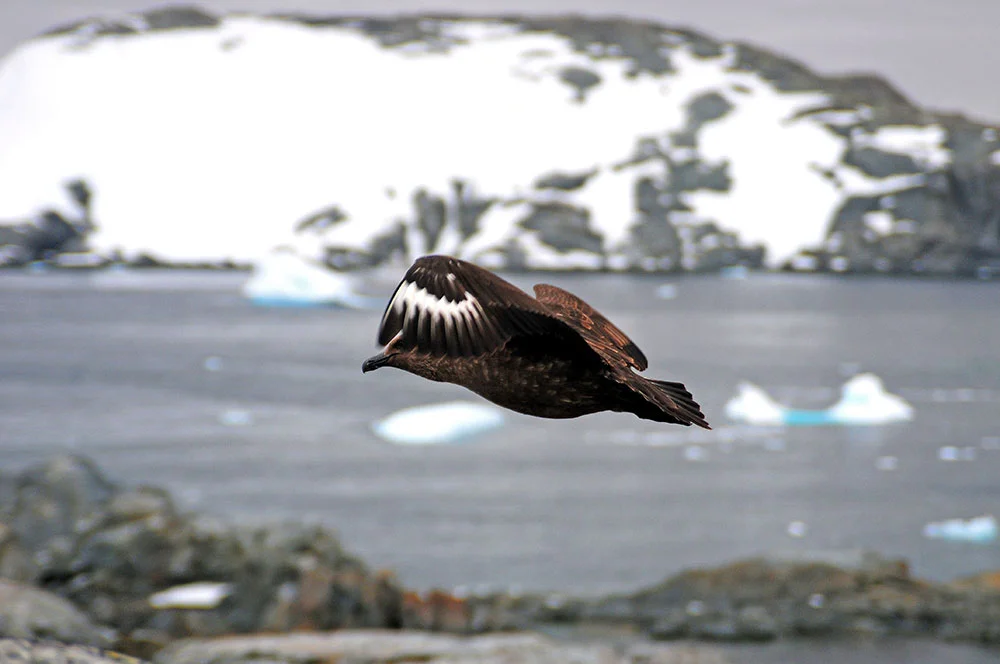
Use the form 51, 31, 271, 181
1, 269, 998, 663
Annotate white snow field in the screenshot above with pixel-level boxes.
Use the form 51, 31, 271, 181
0, 14, 956, 268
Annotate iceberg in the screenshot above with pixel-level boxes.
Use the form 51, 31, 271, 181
372, 401, 505, 445
724, 373, 913, 426
923, 515, 998, 543
723, 382, 788, 425
242, 251, 382, 309
827, 373, 914, 424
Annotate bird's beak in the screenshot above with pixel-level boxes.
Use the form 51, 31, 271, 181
362, 351, 394, 373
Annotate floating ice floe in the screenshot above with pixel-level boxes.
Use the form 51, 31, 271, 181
148, 581, 233, 610
724, 373, 913, 426
372, 401, 505, 445
923, 515, 997, 543
655, 283, 678, 300
242, 251, 382, 309
218, 409, 253, 427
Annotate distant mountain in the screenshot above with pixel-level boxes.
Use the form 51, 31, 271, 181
0, 6, 998, 276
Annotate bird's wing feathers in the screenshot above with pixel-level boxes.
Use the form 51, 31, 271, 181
532, 283, 649, 371
377, 255, 578, 357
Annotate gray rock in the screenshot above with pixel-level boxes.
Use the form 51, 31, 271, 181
3, 456, 408, 652
0, 638, 148, 664
10, 455, 116, 554
153, 629, 730, 664
0, 580, 113, 647
559, 66, 603, 102
519, 203, 604, 255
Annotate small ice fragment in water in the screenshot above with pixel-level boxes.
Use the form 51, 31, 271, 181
938, 446, 959, 461
372, 401, 504, 445
203, 356, 223, 372
219, 409, 253, 426
149, 582, 232, 610
937, 446, 974, 462
787, 521, 807, 538
874, 455, 898, 471
683, 445, 707, 461
923, 515, 997, 543
655, 283, 678, 299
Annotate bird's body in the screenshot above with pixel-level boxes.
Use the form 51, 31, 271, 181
363, 255, 710, 428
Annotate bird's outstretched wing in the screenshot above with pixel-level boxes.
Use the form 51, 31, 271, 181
377, 255, 583, 357
532, 283, 648, 371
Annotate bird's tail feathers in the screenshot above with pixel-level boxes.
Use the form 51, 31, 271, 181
635, 378, 711, 429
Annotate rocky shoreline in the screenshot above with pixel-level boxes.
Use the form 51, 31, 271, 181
1, 456, 998, 663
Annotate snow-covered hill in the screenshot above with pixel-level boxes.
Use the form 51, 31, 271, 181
1, 7, 998, 274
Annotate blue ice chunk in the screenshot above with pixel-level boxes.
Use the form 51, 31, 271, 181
372, 401, 505, 445
724, 373, 913, 426
243, 251, 382, 309
923, 515, 997, 543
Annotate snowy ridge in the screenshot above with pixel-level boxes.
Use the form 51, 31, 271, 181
0, 9, 997, 273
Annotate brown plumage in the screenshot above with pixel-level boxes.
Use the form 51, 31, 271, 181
362, 255, 710, 428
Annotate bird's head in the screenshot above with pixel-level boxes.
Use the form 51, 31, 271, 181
362, 349, 398, 373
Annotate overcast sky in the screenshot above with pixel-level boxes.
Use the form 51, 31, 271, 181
2, 0, 998, 122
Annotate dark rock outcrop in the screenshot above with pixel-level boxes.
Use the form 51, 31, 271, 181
0, 179, 94, 267
4, 455, 1000, 658
464, 554, 1000, 646
0, 456, 406, 654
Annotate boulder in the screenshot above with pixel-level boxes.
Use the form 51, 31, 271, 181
0, 580, 112, 647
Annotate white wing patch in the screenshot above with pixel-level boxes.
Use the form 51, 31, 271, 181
388, 281, 481, 325
379, 279, 492, 355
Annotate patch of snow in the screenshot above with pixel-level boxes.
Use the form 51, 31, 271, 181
149, 582, 232, 610
687, 64, 841, 265
829, 256, 850, 272
833, 168, 926, 196
863, 211, 895, 236
515, 233, 605, 270
853, 124, 950, 169
789, 254, 819, 271
372, 400, 505, 445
